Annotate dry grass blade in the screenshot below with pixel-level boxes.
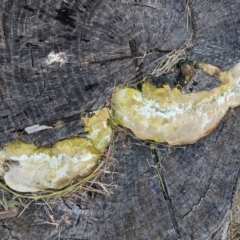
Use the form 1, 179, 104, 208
151, 36, 193, 76
0, 161, 105, 200
227, 221, 240, 240
112, 35, 193, 88
184, 0, 191, 31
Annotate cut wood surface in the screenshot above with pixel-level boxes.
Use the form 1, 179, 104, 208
0, 0, 240, 239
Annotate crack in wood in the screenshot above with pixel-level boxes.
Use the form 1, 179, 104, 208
122, 3, 157, 10
151, 147, 168, 200
230, 167, 240, 208
1, 2, 7, 38
30, 49, 34, 68
23, 110, 29, 119
208, 166, 240, 238
129, 39, 139, 58
88, 55, 132, 65
87, 42, 172, 72
62, 199, 73, 210
187, 0, 197, 46
64, 95, 70, 104
182, 157, 220, 220
151, 147, 182, 239
214, 121, 226, 144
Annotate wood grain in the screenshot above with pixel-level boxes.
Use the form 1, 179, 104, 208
0, 0, 239, 239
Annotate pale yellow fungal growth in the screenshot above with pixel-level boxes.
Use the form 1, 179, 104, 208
198, 62, 221, 76
0, 108, 112, 192
112, 63, 240, 145
1, 61, 240, 194
83, 108, 112, 152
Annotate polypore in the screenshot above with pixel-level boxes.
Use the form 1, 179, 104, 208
0, 108, 112, 192
1, 61, 240, 194
112, 63, 240, 145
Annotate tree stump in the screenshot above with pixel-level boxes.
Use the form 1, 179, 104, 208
0, 0, 240, 239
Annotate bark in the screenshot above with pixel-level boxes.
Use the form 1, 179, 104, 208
0, 0, 240, 239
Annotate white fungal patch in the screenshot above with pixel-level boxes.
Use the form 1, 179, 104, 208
217, 92, 227, 106
45, 51, 68, 67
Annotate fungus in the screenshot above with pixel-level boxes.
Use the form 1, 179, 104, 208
45, 51, 68, 67
1, 61, 240, 195
112, 62, 240, 145
0, 108, 112, 192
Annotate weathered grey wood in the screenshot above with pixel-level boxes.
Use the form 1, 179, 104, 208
181, 69, 220, 93
0, 0, 240, 240
0, 137, 178, 240
0, 0, 190, 146
21, 119, 85, 146
191, 0, 240, 69
156, 107, 240, 239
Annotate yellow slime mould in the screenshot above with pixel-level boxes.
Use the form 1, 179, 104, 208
0, 108, 112, 192
112, 63, 240, 145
